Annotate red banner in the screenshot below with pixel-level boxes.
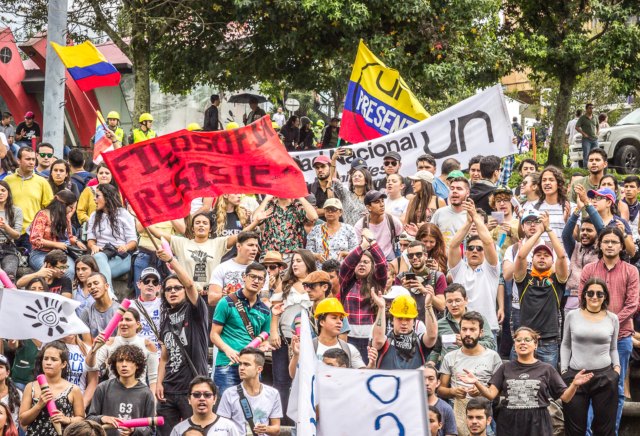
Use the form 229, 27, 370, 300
102, 116, 308, 226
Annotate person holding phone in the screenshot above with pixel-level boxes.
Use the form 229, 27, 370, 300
397, 241, 447, 316
488, 187, 520, 258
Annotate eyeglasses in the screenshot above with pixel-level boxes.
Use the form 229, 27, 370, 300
246, 273, 266, 283
586, 290, 605, 298
38, 153, 53, 158
143, 278, 159, 286
265, 264, 280, 271
190, 392, 214, 399
514, 337, 535, 343
467, 245, 484, 252
164, 285, 185, 293
594, 196, 609, 202
383, 160, 398, 167
601, 240, 620, 246
55, 264, 69, 271
407, 252, 424, 259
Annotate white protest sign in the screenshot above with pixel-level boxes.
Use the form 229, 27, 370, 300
292, 84, 516, 183
317, 366, 429, 436
286, 309, 318, 434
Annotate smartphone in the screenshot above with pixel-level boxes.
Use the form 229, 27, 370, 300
404, 272, 417, 281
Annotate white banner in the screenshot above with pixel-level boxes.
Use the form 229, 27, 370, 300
286, 309, 318, 434
293, 84, 516, 183
317, 366, 429, 436
0, 289, 89, 342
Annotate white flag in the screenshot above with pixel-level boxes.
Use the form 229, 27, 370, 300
286, 309, 318, 434
0, 289, 89, 342
317, 366, 429, 436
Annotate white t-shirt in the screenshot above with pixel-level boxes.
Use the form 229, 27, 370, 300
450, 259, 500, 330
170, 236, 229, 287
315, 340, 366, 369
385, 196, 409, 219
218, 384, 283, 436
431, 206, 468, 247
565, 118, 578, 144
65, 343, 88, 393
135, 298, 162, 352
170, 416, 241, 436
536, 202, 565, 242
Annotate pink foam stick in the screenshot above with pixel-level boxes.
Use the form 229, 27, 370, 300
247, 332, 269, 348
36, 374, 62, 435
118, 417, 165, 428
294, 314, 302, 336
100, 299, 131, 340
161, 237, 174, 270
0, 270, 15, 288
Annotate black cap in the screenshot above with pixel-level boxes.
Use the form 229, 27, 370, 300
351, 158, 367, 169
384, 151, 401, 161
364, 190, 387, 205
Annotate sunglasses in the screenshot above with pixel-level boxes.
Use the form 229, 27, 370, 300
407, 252, 424, 259
303, 282, 323, 289
265, 264, 280, 270
586, 290, 605, 299
143, 278, 159, 286
383, 160, 398, 167
39, 153, 54, 158
190, 392, 214, 399
467, 245, 484, 252
164, 285, 185, 293
325, 207, 340, 213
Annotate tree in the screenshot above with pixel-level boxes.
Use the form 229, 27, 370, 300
501, 1, 640, 167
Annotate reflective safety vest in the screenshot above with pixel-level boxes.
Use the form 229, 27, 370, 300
108, 126, 124, 144
131, 128, 157, 144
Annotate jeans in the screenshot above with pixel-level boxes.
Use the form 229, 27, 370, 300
616, 336, 633, 433
28, 250, 75, 280
499, 279, 514, 358
214, 364, 240, 396
534, 338, 559, 369
509, 307, 521, 361
582, 138, 599, 167
156, 392, 192, 436
272, 341, 292, 416
93, 251, 131, 295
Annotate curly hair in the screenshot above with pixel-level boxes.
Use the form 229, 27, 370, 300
35, 341, 69, 379
214, 195, 248, 237
281, 249, 317, 299
0, 181, 16, 229
405, 179, 437, 225
536, 166, 567, 206
45, 189, 77, 240
108, 344, 146, 379
415, 223, 447, 273
63, 420, 106, 436
92, 184, 123, 239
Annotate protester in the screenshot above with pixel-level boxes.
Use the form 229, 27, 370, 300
76, 163, 118, 226
60, 335, 97, 409
211, 194, 252, 261
488, 186, 519, 256
47, 160, 79, 198
354, 191, 404, 261
87, 345, 156, 436
35, 143, 54, 177
519, 172, 540, 210
469, 155, 500, 214
0, 180, 23, 282
622, 175, 640, 239
305, 198, 358, 265
588, 187, 636, 256
385, 174, 409, 218
535, 166, 569, 239
412, 223, 448, 274
431, 177, 469, 247
14, 113, 40, 148
217, 349, 282, 436
62, 421, 105, 436
71, 255, 99, 315
0, 355, 21, 431
397, 241, 447, 315
17, 249, 73, 297
261, 251, 287, 296
19, 341, 85, 435
373, 151, 411, 195
423, 364, 457, 436
0, 402, 17, 436
79, 273, 120, 340
331, 165, 372, 226
599, 174, 630, 221
169, 376, 239, 435
561, 278, 619, 436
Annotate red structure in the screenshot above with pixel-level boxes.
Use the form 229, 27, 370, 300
0, 28, 132, 147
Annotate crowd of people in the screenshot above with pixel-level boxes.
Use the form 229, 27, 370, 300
0, 106, 638, 436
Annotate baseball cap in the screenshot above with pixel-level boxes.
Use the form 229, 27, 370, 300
408, 170, 435, 184
302, 270, 331, 285
398, 231, 415, 242
383, 286, 411, 300
492, 185, 513, 197
446, 170, 465, 180
520, 208, 541, 224
351, 157, 367, 169
140, 267, 161, 281
312, 155, 331, 166
533, 244, 553, 257
305, 193, 317, 207
323, 198, 343, 210
24, 111, 34, 119
587, 187, 616, 203
364, 190, 387, 205
384, 151, 401, 161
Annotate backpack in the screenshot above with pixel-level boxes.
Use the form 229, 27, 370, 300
71, 172, 95, 194
363, 213, 400, 257
312, 337, 352, 367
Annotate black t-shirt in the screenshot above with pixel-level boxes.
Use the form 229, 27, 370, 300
15, 121, 41, 140
516, 272, 565, 340
490, 360, 566, 409
160, 297, 209, 394
212, 211, 243, 262
48, 276, 72, 295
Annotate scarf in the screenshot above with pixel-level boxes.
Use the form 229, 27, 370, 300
530, 267, 552, 281
321, 224, 331, 259
390, 331, 419, 360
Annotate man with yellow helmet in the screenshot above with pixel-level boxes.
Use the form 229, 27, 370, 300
129, 112, 157, 144
371, 285, 438, 369
105, 111, 125, 148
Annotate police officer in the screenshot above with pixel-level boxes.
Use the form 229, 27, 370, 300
105, 111, 125, 148
130, 113, 157, 144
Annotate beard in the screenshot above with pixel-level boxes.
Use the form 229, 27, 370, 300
462, 336, 480, 349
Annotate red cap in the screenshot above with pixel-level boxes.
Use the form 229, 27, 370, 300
533, 244, 553, 257
312, 155, 331, 166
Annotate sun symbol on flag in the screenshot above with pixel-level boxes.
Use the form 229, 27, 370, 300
23, 297, 67, 337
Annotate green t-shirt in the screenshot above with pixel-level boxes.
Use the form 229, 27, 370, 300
212, 290, 271, 366
11, 340, 38, 385
576, 114, 598, 140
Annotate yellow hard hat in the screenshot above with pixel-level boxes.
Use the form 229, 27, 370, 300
316, 119, 325, 127
139, 113, 153, 123
225, 121, 240, 130
271, 121, 280, 130
187, 122, 202, 131
388, 295, 418, 319
106, 111, 120, 120
314, 298, 348, 319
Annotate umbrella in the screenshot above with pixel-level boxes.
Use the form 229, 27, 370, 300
228, 93, 268, 104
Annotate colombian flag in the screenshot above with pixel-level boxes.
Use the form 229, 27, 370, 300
340, 40, 429, 144
50, 41, 121, 92
93, 111, 113, 164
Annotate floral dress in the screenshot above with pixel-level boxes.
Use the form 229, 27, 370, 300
26, 384, 74, 436
261, 199, 307, 254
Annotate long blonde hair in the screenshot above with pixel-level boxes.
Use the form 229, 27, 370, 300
214, 195, 249, 236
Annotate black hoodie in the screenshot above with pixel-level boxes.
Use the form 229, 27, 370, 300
470, 180, 497, 214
